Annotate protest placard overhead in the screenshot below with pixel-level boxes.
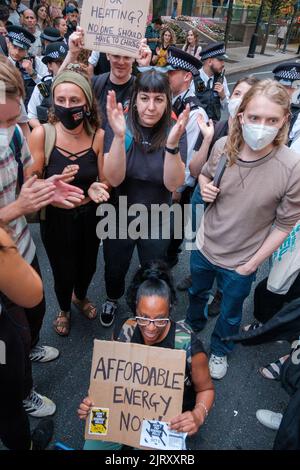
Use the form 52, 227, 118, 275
80, 0, 151, 58
85, 339, 186, 449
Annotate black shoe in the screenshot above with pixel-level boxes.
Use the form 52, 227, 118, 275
176, 275, 192, 291
31, 418, 54, 450
208, 290, 222, 317
100, 300, 117, 327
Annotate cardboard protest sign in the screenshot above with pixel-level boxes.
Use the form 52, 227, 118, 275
85, 339, 186, 449
80, 0, 151, 58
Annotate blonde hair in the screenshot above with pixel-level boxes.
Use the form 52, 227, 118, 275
0, 55, 24, 100
226, 79, 290, 165
160, 26, 176, 48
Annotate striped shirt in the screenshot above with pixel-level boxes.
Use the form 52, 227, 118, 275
0, 125, 36, 263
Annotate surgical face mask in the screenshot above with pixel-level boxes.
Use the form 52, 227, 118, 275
242, 122, 279, 151
291, 87, 300, 105
0, 125, 16, 154
54, 104, 85, 130
228, 97, 242, 118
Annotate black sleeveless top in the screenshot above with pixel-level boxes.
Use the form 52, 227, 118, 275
45, 134, 98, 196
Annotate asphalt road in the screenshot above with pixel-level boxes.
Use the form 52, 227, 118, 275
20, 62, 293, 451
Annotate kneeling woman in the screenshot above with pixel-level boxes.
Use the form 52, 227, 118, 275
29, 67, 109, 336
78, 262, 215, 449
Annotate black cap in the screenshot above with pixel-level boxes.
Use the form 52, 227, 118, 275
42, 42, 68, 64
40, 27, 63, 43
167, 46, 201, 76
7, 25, 35, 50
272, 62, 300, 86
201, 41, 228, 61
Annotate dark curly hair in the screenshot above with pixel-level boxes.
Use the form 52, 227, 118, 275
126, 261, 176, 315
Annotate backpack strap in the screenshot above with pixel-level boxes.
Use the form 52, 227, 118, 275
174, 320, 193, 385
42, 123, 56, 167
9, 126, 24, 188
92, 72, 110, 99
213, 154, 227, 188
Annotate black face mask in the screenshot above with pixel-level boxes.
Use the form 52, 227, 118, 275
54, 104, 85, 130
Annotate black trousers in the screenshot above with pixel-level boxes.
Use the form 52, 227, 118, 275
40, 202, 100, 312
167, 186, 194, 260
0, 255, 45, 398
0, 311, 31, 449
103, 212, 171, 300
254, 273, 300, 324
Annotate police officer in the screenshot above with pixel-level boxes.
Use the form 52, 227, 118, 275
40, 26, 64, 55
7, 25, 48, 107
28, 42, 68, 128
165, 46, 209, 267
272, 62, 300, 152
193, 41, 230, 121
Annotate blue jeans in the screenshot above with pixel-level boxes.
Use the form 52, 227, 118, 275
186, 250, 256, 356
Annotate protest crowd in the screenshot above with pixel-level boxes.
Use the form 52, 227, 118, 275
1, 0, 300, 451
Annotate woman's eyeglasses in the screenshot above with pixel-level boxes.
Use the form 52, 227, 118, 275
135, 317, 170, 328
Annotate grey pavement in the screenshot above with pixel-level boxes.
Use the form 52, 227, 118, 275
225, 43, 300, 76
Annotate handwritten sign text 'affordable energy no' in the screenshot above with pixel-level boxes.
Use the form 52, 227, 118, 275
80, 0, 150, 57
85, 339, 186, 449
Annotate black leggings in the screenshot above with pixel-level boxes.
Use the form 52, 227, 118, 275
0, 311, 31, 449
103, 213, 171, 300
40, 202, 100, 312
167, 185, 194, 260
254, 273, 300, 323
0, 256, 45, 398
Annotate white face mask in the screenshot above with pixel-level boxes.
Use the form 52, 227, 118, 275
291, 87, 300, 105
0, 125, 16, 155
242, 122, 279, 151
228, 97, 242, 118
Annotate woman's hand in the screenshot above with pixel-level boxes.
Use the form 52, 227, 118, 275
61, 164, 79, 183
77, 397, 94, 420
166, 105, 190, 147
88, 182, 110, 204
200, 180, 220, 203
106, 90, 126, 139
47, 175, 85, 208
197, 115, 214, 142
169, 409, 204, 436
68, 27, 84, 56
136, 38, 152, 67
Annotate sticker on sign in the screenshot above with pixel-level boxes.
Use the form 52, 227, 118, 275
140, 420, 187, 450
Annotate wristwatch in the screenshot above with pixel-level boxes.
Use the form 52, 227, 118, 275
165, 146, 180, 154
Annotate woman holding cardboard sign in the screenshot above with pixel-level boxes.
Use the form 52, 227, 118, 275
78, 261, 215, 449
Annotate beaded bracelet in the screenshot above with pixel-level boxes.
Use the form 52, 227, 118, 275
195, 401, 209, 419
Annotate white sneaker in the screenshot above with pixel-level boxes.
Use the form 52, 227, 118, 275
209, 354, 228, 379
256, 409, 283, 430
29, 345, 60, 363
23, 389, 56, 418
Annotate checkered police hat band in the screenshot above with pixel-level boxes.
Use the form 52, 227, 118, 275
168, 55, 199, 76
275, 68, 300, 80
8, 31, 31, 48
202, 48, 225, 60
